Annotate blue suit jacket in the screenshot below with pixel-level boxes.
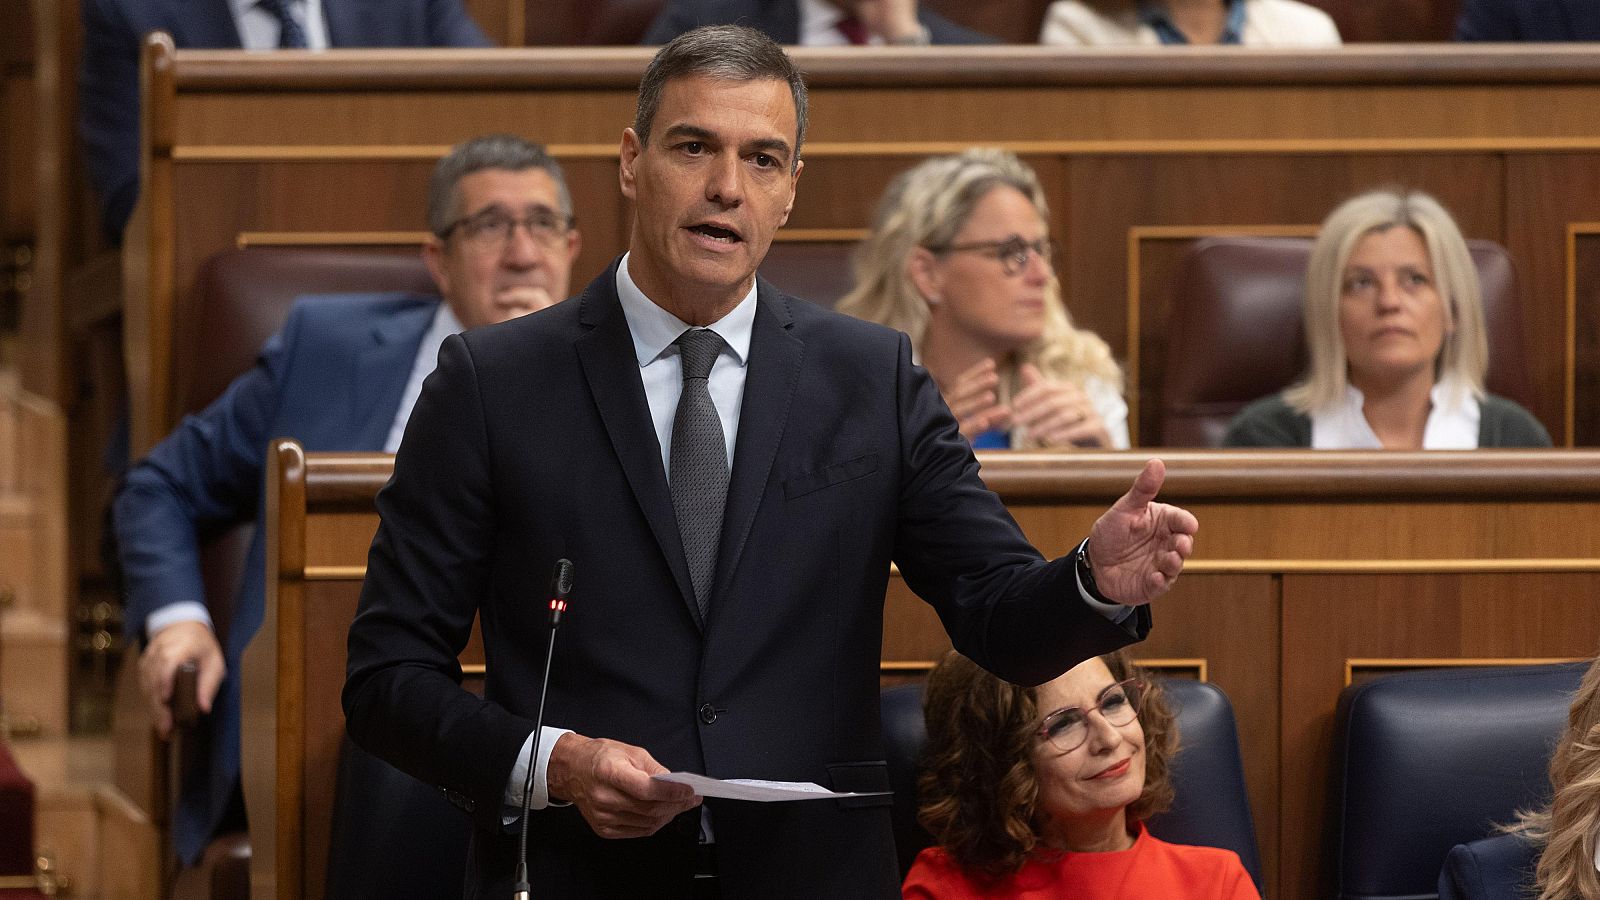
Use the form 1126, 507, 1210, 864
114, 292, 438, 865
78, 0, 491, 241
1438, 832, 1540, 900
644, 0, 997, 45
343, 261, 1147, 897
1456, 0, 1600, 40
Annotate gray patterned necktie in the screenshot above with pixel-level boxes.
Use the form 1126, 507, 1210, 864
256, 0, 309, 48
670, 329, 729, 617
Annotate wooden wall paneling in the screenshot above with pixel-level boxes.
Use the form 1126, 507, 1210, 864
298, 578, 364, 900
1277, 572, 1600, 898
1573, 228, 1600, 446
1504, 154, 1600, 446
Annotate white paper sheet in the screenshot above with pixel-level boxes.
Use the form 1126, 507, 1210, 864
653, 772, 889, 802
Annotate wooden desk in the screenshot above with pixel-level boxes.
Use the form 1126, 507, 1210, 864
250, 444, 1600, 898
127, 42, 1600, 459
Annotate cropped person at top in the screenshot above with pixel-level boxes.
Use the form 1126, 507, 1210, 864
1440, 651, 1600, 900
1223, 188, 1550, 449
837, 149, 1128, 450
1040, 0, 1340, 45
902, 650, 1258, 899
645, 0, 996, 46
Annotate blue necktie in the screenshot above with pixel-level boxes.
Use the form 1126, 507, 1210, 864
256, 0, 308, 48
670, 329, 729, 619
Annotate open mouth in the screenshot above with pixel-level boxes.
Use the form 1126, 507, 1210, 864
688, 223, 742, 243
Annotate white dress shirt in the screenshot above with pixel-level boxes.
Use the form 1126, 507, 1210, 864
227, 0, 330, 50
1310, 378, 1481, 450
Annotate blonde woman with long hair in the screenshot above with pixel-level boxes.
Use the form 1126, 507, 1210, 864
1439, 656, 1600, 899
837, 149, 1128, 450
1223, 187, 1549, 449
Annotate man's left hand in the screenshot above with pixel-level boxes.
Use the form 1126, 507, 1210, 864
1086, 459, 1198, 605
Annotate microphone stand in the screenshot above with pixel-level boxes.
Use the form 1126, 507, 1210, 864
514, 559, 574, 900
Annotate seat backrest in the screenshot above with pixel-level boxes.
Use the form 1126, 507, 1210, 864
1160, 236, 1531, 447
1326, 662, 1585, 900
1146, 679, 1264, 892
881, 676, 1262, 889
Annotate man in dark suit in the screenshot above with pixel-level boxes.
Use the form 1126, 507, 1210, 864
1456, 0, 1600, 40
114, 135, 580, 879
645, 0, 995, 46
78, 0, 491, 242
343, 25, 1196, 898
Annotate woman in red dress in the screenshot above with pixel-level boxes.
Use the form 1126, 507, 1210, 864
903, 650, 1257, 899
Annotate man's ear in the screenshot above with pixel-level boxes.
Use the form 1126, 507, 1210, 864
619, 128, 642, 201
422, 236, 450, 297
907, 246, 943, 306
778, 157, 804, 227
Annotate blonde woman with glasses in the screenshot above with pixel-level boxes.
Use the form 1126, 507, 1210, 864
837, 149, 1128, 450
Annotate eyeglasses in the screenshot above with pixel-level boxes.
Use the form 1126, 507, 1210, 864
438, 206, 573, 249
928, 236, 1055, 277
1036, 679, 1145, 754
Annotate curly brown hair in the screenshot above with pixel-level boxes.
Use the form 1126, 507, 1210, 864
916, 649, 1179, 879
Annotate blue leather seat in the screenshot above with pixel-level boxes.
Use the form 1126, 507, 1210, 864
1326, 663, 1584, 900
881, 676, 1263, 892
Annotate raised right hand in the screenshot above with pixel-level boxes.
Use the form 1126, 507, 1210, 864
140, 620, 226, 739
546, 733, 701, 839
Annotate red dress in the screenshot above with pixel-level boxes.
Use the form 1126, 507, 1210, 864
902, 822, 1259, 900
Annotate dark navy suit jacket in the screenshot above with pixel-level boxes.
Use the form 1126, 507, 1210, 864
644, 0, 996, 45
113, 292, 440, 866
78, 0, 490, 241
1456, 0, 1600, 40
1438, 832, 1540, 900
343, 261, 1147, 898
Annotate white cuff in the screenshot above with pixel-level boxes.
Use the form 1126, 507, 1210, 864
145, 602, 215, 640
502, 726, 574, 823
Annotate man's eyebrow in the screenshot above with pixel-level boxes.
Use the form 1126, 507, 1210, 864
744, 137, 793, 161
661, 124, 718, 143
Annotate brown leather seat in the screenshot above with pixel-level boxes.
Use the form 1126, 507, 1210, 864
1160, 236, 1532, 448
150, 246, 435, 900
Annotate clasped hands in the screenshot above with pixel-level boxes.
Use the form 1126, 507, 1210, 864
944, 359, 1113, 448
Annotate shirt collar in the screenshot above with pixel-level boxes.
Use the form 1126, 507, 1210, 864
1310, 376, 1481, 449
1139, 0, 1247, 44
614, 253, 756, 369
430, 301, 465, 340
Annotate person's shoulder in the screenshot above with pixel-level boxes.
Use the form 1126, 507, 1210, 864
1041, 1, 1141, 45
287, 291, 440, 327
1141, 833, 1257, 889
1479, 394, 1553, 447
1246, 0, 1343, 44
1222, 394, 1307, 447
901, 846, 980, 898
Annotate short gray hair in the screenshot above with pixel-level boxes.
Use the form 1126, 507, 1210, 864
634, 25, 807, 173
426, 134, 572, 237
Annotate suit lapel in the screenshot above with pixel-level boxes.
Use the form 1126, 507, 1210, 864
574, 271, 701, 624
350, 298, 435, 448
709, 283, 802, 613
185, 0, 245, 47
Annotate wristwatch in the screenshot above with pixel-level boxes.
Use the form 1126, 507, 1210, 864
1075, 538, 1104, 600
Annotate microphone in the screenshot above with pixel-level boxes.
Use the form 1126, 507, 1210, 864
513, 558, 575, 900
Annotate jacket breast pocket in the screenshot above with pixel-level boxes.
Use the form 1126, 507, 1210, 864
784, 453, 879, 500
826, 760, 894, 810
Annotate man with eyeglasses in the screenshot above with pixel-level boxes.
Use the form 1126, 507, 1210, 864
112, 134, 579, 891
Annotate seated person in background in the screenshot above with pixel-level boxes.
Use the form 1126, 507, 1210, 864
1456, 0, 1600, 42
904, 650, 1258, 899
112, 134, 580, 875
1439, 653, 1600, 900
645, 0, 996, 46
79, 0, 491, 243
1223, 188, 1549, 449
837, 149, 1129, 449
1041, 0, 1340, 45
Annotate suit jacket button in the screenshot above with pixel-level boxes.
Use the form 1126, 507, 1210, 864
698, 703, 718, 725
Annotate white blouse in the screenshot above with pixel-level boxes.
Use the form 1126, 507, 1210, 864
1040, 0, 1342, 47
1310, 379, 1481, 450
